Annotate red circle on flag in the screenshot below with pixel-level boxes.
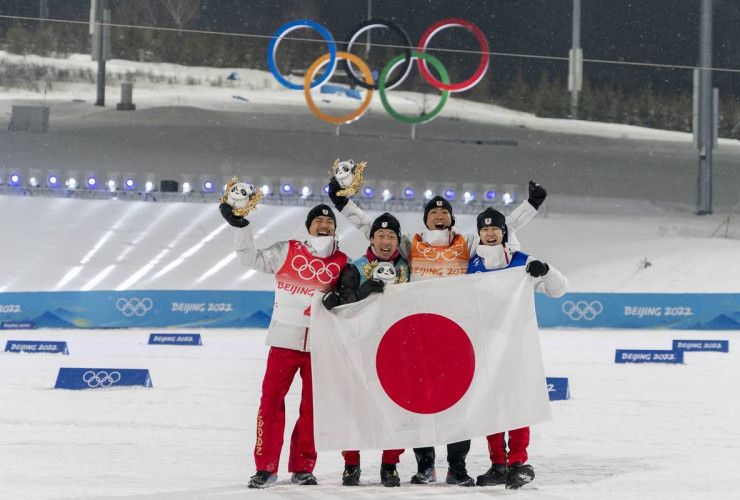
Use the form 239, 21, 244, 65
376, 313, 475, 414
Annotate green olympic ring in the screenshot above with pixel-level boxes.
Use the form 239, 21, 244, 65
378, 51, 450, 124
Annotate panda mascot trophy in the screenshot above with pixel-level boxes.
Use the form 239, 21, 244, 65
331, 158, 367, 196
220, 177, 263, 217
363, 261, 407, 285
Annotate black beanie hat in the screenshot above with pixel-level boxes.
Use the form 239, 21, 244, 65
370, 212, 401, 240
477, 207, 508, 243
305, 204, 337, 230
423, 196, 456, 228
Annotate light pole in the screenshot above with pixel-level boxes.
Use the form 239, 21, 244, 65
568, 0, 582, 119
697, 0, 714, 215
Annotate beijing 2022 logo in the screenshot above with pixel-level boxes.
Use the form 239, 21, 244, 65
267, 18, 489, 125
116, 297, 153, 317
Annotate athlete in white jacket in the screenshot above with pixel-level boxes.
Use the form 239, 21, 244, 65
468, 207, 567, 490
220, 203, 349, 489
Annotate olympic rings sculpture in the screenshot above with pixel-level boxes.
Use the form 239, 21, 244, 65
267, 18, 489, 125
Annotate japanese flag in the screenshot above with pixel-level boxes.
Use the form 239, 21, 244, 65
309, 268, 552, 451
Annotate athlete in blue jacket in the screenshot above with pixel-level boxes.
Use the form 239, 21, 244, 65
468, 207, 567, 490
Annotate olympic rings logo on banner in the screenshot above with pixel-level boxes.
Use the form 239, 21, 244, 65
116, 297, 153, 317
561, 300, 604, 321
82, 370, 122, 388
267, 18, 489, 125
291, 255, 341, 284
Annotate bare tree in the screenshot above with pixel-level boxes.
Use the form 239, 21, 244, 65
159, 0, 200, 30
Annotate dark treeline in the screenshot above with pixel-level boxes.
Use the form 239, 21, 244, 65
1, 0, 739, 136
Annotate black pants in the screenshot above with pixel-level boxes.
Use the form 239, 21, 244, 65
414, 440, 470, 470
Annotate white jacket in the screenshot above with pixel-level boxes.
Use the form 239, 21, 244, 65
234, 225, 347, 352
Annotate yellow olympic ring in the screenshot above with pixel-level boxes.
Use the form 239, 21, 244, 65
303, 51, 374, 125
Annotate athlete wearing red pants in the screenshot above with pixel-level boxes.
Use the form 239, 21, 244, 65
220, 203, 349, 489
467, 207, 568, 489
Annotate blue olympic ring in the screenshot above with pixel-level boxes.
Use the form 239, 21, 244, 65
267, 19, 337, 90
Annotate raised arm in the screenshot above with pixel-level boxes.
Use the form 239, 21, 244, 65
220, 203, 288, 274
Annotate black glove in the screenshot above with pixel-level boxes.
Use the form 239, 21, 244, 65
526, 260, 550, 277
528, 180, 547, 210
328, 177, 349, 211
322, 292, 341, 311
338, 264, 361, 291
356, 279, 385, 300
219, 202, 249, 228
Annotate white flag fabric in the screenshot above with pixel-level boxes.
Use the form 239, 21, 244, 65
309, 267, 552, 451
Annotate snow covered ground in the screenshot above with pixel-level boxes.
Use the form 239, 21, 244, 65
1, 51, 740, 499
1, 327, 738, 499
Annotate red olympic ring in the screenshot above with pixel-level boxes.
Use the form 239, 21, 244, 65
417, 18, 490, 92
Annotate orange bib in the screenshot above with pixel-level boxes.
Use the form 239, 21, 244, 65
408, 233, 470, 281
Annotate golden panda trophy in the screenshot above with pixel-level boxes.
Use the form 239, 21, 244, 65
221, 177, 264, 217
330, 158, 367, 197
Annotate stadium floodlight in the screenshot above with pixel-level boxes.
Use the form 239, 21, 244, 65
124, 178, 136, 190
403, 187, 415, 198
462, 183, 477, 204
86, 176, 97, 189
300, 178, 315, 199
502, 184, 517, 205
182, 182, 192, 193
202, 180, 214, 192
486, 190, 497, 200
261, 184, 271, 195
144, 173, 157, 193
281, 183, 294, 195
9, 173, 21, 186
107, 179, 117, 191
321, 184, 330, 197
67, 177, 78, 189
423, 189, 434, 200
29, 176, 39, 187
444, 189, 455, 200
45, 175, 57, 187
362, 186, 374, 198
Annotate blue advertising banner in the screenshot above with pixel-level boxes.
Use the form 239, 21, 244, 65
546, 377, 570, 401
535, 293, 740, 330
148, 333, 202, 345
1, 290, 739, 330
0, 290, 273, 329
615, 349, 684, 364
54, 368, 153, 390
672, 340, 729, 352
5, 340, 69, 354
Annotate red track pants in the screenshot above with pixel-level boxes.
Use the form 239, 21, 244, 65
254, 347, 315, 474
342, 449, 404, 466
486, 427, 530, 465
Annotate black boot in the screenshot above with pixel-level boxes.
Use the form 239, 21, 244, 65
247, 470, 277, 489
410, 447, 436, 484
342, 464, 361, 486
446, 462, 474, 487
505, 462, 535, 489
476, 463, 508, 486
291, 471, 318, 485
380, 463, 400, 487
